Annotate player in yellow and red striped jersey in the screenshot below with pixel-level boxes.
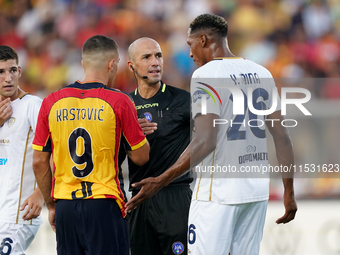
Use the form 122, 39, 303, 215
32, 35, 149, 255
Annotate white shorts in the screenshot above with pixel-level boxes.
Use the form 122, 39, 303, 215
188, 200, 268, 255
0, 223, 40, 255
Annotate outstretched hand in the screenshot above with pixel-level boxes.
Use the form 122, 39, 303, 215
125, 177, 163, 213
276, 192, 297, 224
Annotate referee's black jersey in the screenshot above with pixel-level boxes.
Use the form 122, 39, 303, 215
120, 81, 192, 194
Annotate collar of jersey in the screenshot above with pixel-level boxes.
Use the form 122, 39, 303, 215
134, 81, 166, 96
213, 57, 243, 60
72, 80, 107, 89
19, 92, 29, 99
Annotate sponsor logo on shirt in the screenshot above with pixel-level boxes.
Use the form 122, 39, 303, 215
246, 145, 256, 153
239, 150, 268, 165
7, 117, 15, 128
0, 139, 10, 146
0, 158, 8, 165
192, 90, 209, 103
136, 103, 159, 110
172, 241, 184, 254
195, 82, 222, 107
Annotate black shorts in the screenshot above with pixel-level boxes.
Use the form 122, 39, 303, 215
55, 199, 129, 255
129, 185, 192, 255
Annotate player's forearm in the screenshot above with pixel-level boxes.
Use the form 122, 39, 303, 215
33, 186, 44, 199
159, 115, 218, 187
159, 134, 216, 187
34, 166, 54, 210
267, 112, 295, 175
273, 133, 296, 195
33, 151, 55, 210
159, 145, 191, 187
127, 140, 150, 166
267, 112, 296, 194
276, 136, 294, 165
274, 133, 295, 177
282, 177, 294, 195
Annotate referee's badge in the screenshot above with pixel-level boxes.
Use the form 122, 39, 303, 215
143, 112, 152, 122
172, 241, 184, 254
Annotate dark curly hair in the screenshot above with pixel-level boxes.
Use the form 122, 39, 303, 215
0, 45, 18, 64
189, 13, 228, 37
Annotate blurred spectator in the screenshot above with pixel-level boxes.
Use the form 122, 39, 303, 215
0, 0, 339, 96
1, 0, 340, 199
302, 0, 332, 40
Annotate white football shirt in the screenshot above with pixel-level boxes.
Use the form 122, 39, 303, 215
0, 94, 42, 225
191, 57, 280, 204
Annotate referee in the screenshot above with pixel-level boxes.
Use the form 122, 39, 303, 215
120, 37, 192, 255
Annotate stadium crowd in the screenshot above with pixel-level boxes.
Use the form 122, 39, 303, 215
0, 0, 339, 199
0, 0, 340, 97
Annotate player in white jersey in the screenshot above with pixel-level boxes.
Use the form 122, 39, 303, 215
126, 14, 297, 255
0, 46, 43, 255
190, 58, 278, 205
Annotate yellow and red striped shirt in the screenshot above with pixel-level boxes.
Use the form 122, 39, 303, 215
33, 81, 146, 217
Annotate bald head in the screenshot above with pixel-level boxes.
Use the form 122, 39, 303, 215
127, 37, 163, 85
82, 35, 119, 70
128, 37, 160, 62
